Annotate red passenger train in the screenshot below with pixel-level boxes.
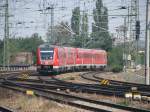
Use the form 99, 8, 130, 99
36, 44, 107, 73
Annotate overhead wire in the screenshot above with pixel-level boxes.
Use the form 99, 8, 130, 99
2, 0, 146, 38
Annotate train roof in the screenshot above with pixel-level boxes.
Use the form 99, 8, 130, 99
39, 44, 54, 48
39, 44, 106, 52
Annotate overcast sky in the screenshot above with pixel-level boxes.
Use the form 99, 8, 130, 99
0, 0, 146, 41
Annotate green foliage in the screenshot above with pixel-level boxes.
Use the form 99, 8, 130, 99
90, 0, 112, 51
71, 7, 90, 48
139, 53, 144, 65
111, 65, 123, 73
81, 13, 89, 47
66, 0, 112, 50
72, 35, 82, 47
71, 7, 82, 47
47, 21, 72, 46
108, 46, 123, 72
118, 100, 130, 106
0, 40, 3, 64
0, 33, 44, 65
71, 7, 80, 35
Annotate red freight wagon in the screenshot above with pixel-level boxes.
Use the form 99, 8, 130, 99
37, 44, 107, 73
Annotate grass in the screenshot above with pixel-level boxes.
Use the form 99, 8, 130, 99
117, 99, 131, 106
61, 77, 75, 81
0, 88, 81, 112
123, 71, 145, 84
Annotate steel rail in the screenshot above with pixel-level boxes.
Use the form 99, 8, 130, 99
51, 73, 150, 96
0, 85, 111, 112
0, 106, 14, 112
14, 81, 150, 97
1, 82, 150, 112
3, 70, 150, 89
2, 71, 150, 97
8, 75, 150, 97
93, 74, 150, 89
0, 70, 36, 80
2, 80, 124, 97
80, 71, 150, 91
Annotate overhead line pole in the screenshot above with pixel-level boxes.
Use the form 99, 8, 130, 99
50, 4, 54, 44
44, 3, 54, 44
145, 0, 150, 85
3, 0, 9, 69
123, 17, 127, 72
135, 0, 140, 67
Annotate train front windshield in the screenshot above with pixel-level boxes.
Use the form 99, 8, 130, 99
40, 48, 54, 60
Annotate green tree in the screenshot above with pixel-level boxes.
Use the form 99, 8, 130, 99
71, 7, 82, 47
90, 0, 112, 51
71, 7, 80, 35
47, 21, 72, 46
81, 12, 89, 48
0, 40, 3, 64
22, 33, 44, 63
0, 33, 44, 65
108, 46, 123, 72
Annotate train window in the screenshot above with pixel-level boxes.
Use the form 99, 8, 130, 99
40, 51, 54, 60
40, 47, 53, 51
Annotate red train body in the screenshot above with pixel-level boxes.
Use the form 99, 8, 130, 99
37, 44, 107, 73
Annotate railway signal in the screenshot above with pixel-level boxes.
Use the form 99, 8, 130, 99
135, 20, 140, 40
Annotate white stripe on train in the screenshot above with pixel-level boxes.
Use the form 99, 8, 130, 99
53, 64, 106, 69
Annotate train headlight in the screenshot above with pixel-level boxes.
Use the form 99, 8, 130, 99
37, 66, 41, 69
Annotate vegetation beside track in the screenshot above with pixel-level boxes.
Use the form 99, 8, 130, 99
0, 34, 44, 65
108, 46, 123, 72
0, 87, 83, 112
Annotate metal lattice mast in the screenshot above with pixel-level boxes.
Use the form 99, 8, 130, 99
129, 0, 137, 42
49, 4, 54, 44
128, 0, 139, 67
40, 0, 54, 43
3, 0, 9, 68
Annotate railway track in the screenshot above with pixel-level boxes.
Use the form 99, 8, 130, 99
93, 73, 150, 88
0, 106, 13, 112
80, 71, 150, 91
7, 76, 136, 97
47, 72, 150, 97
1, 81, 150, 112
2, 80, 125, 97
1, 71, 150, 97
4, 71, 150, 97
0, 71, 150, 111
55, 76, 150, 96
0, 70, 37, 80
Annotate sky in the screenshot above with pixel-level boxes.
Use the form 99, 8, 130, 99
0, 0, 147, 41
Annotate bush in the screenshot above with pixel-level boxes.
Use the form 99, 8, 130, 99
112, 65, 122, 73
108, 46, 123, 72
